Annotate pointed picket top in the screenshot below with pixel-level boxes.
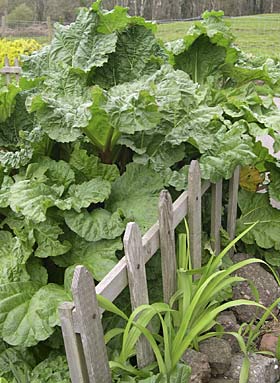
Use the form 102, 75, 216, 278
72, 266, 111, 383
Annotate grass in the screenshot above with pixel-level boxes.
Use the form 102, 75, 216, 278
156, 13, 280, 59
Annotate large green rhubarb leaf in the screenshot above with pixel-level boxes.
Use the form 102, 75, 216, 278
167, 11, 237, 84
60, 178, 111, 212
106, 163, 165, 232
64, 208, 125, 242
92, 25, 167, 88
9, 180, 64, 223
27, 68, 92, 143
199, 124, 255, 182
0, 231, 32, 284
33, 219, 71, 258
69, 143, 119, 182
0, 282, 70, 347
237, 189, 280, 250
50, 8, 117, 72
55, 236, 122, 281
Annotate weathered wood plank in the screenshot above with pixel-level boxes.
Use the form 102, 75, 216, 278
59, 302, 89, 383
211, 180, 223, 254
124, 222, 154, 368
159, 190, 177, 303
72, 266, 111, 383
188, 160, 202, 271
3, 56, 10, 84
227, 167, 240, 257
95, 181, 210, 308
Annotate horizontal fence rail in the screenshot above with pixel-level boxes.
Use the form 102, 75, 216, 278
59, 160, 240, 383
0, 57, 21, 84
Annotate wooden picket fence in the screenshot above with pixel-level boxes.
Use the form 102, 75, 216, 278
0, 57, 21, 84
59, 160, 240, 383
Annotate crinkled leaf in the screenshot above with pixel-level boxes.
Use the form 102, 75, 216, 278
0, 176, 14, 208
106, 163, 165, 232
106, 86, 161, 134
200, 124, 255, 182
33, 219, 71, 258
9, 179, 64, 223
237, 189, 280, 250
69, 143, 119, 182
133, 141, 185, 172
55, 236, 122, 281
0, 282, 70, 346
0, 90, 35, 148
0, 343, 35, 380
30, 352, 70, 383
64, 208, 125, 242
93, 25, 167, 88
61, 178, 111, 212
50, 8, 117, 72
165, 105, 223, 148
44, 158, 75, 189
173, 35, 227, 84
0, 231, 31, 284
27, 68, 92, 143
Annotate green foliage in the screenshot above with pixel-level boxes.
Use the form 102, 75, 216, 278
1, 2, 280, 381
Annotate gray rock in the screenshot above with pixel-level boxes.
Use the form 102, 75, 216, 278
181, 348, 211, 383
216, 311, 240, 353
199, 338, 232, 377
226, 353, 280, 383
232, 253, 279, 323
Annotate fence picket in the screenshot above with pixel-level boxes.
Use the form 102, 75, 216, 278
188, 160, 202, 272
59, 302, 89, 383
124, 222, 154, 368
211, 180, 223, 254
71, 266, 111, 383
4, 56, 10, 84
227, 166, 240, 256
159, 190, 177, 303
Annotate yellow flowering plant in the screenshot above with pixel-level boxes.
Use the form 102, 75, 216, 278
0, 38, 41, 67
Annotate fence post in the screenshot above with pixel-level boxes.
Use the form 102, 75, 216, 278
71, 266, 112, 383
158, 190, 177, 303
4, 56, 10, 85
47, 16, 52, 42
211, 180, 223, 254
1, 15, 6, 34
188, 160, 202, 273
124, 222, 154, 368
59, 302, 89, 383
227, 166, 240, 256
